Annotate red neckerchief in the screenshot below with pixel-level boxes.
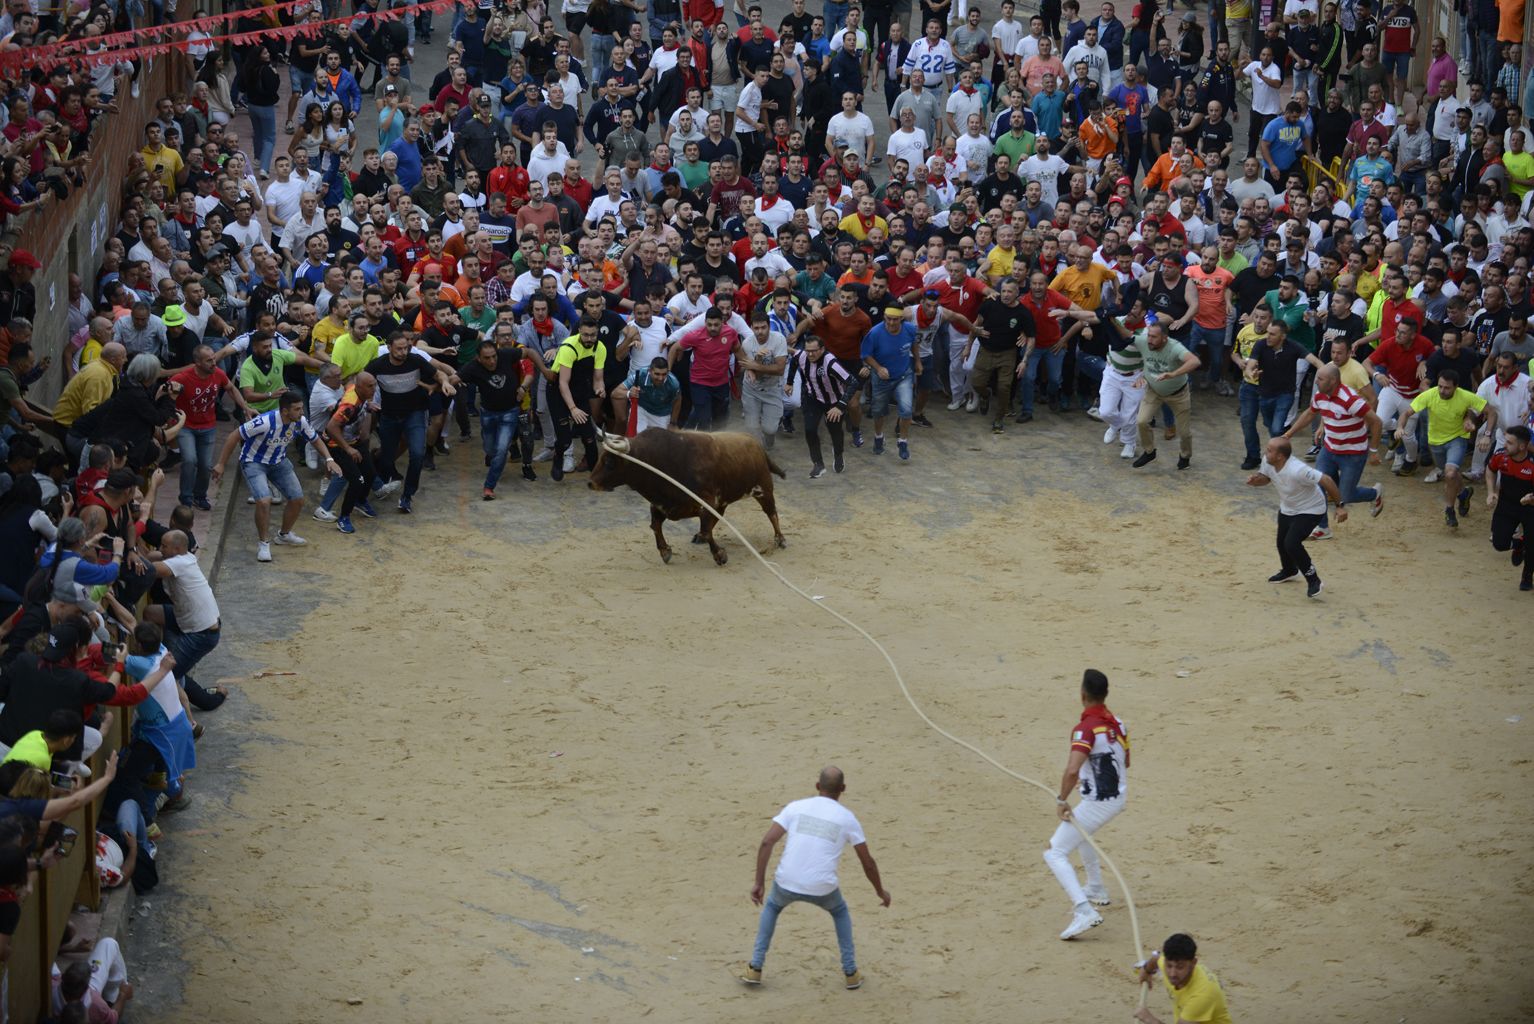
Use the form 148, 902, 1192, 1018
960, 84, 976, 95
856, 212, 875, 233
1495, 373, 1519, 393
760, 193, 781, 210
533, 317, 554, 336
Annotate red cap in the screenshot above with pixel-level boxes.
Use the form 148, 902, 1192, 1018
9, 249, 41, 269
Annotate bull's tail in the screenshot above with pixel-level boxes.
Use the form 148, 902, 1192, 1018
766, 455, 786, 479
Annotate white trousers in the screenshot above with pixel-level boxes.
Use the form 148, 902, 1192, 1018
634, 407, 671, 432
1043, 794, 1126, 908
1097, 368, 1143, 443
948, 333, 976, 401
1378, 385, 1419, 463
90, 937, 129, 1003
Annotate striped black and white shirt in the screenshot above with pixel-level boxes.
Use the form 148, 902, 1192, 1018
785, 350, 854, 410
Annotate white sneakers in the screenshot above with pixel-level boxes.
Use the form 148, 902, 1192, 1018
563, 453, 575, 472
1120, 442, 1136, 459
1059, 907, 1103, 940
946, 395, 965, 411
274, 531, 307, 545
372, 480, 404, 499
533, 447, 555, 463
1308, 527, 1333, 541
256, 541, 272, 562
1423, 468, 1443, 484
964, 394, 979, 413
312, 507, 338, 522
1082, 884, 1111, 906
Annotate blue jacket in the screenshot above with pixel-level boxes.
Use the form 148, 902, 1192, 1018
1094, 16, 1125, 70
333, 69, 363, 117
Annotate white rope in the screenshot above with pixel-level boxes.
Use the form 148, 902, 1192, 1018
598, 436, 1151, 1009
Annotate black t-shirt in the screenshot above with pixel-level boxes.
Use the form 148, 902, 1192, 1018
976, 172, 1026, 213
364, 352, 437, 414
1425, 348, 1480, 388
0, 652, 113, 756
975, 299, 1037, 353
1320, 313, 1365, 354
1145, 104, 1175, 158
1253, 338, 1309, 397
459, 349, 527, 412
1196, 119, 1233, 168
1232, 267, 1278, 315
1470, 308, 1510, 358
1147, 272, 1191, 332
697, 257, 738, 294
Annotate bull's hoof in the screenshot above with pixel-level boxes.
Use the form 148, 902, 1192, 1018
713, 548, 729, 565
691, 533, 707, 544
659, 548, 673, 564
774, 535, 787, 549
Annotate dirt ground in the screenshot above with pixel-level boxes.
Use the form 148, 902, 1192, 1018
137, 403, 1534, 1023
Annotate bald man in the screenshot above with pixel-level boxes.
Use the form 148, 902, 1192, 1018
54, 340, 128, 460
145, 528, 227, 712
741, 766, 891, 990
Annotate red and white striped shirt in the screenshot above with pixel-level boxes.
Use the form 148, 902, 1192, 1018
1312, 384, 1371, 454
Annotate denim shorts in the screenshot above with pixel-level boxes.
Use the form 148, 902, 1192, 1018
1428, 437, 1470, 470
241, 459, 304, 502
289, 67, 315, 97
870, 370, 915, 419
1382, 51, 1411, 79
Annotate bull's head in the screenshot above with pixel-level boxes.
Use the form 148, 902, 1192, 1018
588, 431, 627, 491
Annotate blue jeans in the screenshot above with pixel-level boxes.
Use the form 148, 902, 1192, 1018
1074, 351, 1106, 396
1238, 384, 1290, 461
1189, 324, 1227, 385
869, 370, 914, 420
177, 426, 216, 503
247, 102, 278, 174
686, 382, 732, 430
480, 408, 520, 489
750, 882, 856, 975
374, 408, 427, 499
1315, 447, 1377, 527
240, 459, 303, 502
824, 0, 848, 34
1020, 347, 1065, 415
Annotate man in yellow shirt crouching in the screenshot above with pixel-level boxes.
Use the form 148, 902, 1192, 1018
1134, 932, 1233, 1024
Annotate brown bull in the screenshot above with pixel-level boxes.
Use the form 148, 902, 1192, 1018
588, 428, 787, 565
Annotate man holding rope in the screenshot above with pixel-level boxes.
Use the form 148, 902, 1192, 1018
1046, 668, 1128, 941
1133, 932, 1234, 1024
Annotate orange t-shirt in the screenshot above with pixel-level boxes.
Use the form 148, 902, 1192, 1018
1499, 0, 1524, 43
818, 305, 873, 364
1078, 117, 1118, 161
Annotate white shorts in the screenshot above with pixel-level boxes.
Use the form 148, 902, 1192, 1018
635, 406, 672, 432
709, 83, 741, 112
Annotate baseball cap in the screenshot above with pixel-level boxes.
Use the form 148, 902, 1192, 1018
1115, 176, 1132, 187
9, 249, 41, 269
161, 304, 186, 327
39, 619, 87, 660
384, 83, 398, 93
922, 288, 942, 299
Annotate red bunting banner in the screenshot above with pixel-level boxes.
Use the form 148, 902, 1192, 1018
0, 0, 455, 74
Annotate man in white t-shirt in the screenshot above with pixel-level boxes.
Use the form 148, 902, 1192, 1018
1247, 435, 1345, 597
886, 107, 930, 171
825, 91, 877, 167
144, 529, 227, 711
741, 766, 892, 990
1018, 136, 1071, 208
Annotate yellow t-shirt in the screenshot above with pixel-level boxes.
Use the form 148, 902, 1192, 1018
2, 731, 52, 772
1355, 271, 1381, 305
1050, 263, 1115, 310
1159, 957, 1234, 1024
1334, 358, 1370, 394
1227, 0, 1251, 17
838, 213, 888, 241
985, 245, 1017, 281
1410, 387, 1488, 445
1234, 324, 1264, 385
309, 317, 348, 374
331, 332, 381, 379
52, 358, 118, 427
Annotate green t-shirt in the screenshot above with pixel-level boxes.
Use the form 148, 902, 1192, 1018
2, 731, 52, 771
678, 158, 711, 191
0, 367, 19, 407
1264, 289, 1316, 351
1218, 253, 1249, 276
1132, 335, 1195, 395
992, 129, 1037, 165
458, 305, 498, 364
1505, 150, 1534, 197
1410, 387, 1488, 446
238, 348, 298, 412
795, 270, 836, 306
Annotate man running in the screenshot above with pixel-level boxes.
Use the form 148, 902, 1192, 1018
1045, 669, 1129, 941
861, 307, 920, 459
785, 335, 856, 478
740, 766, 891, 990
1282, 364, 1386, 539
1395, 369, 1496, 529
1484, 425, 1534, 591
1246, 436, 1347, 598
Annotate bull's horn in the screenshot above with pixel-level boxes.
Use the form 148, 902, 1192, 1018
599, 431, 630, 454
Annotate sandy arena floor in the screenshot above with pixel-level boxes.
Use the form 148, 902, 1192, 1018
132, 403, 1534, 1022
